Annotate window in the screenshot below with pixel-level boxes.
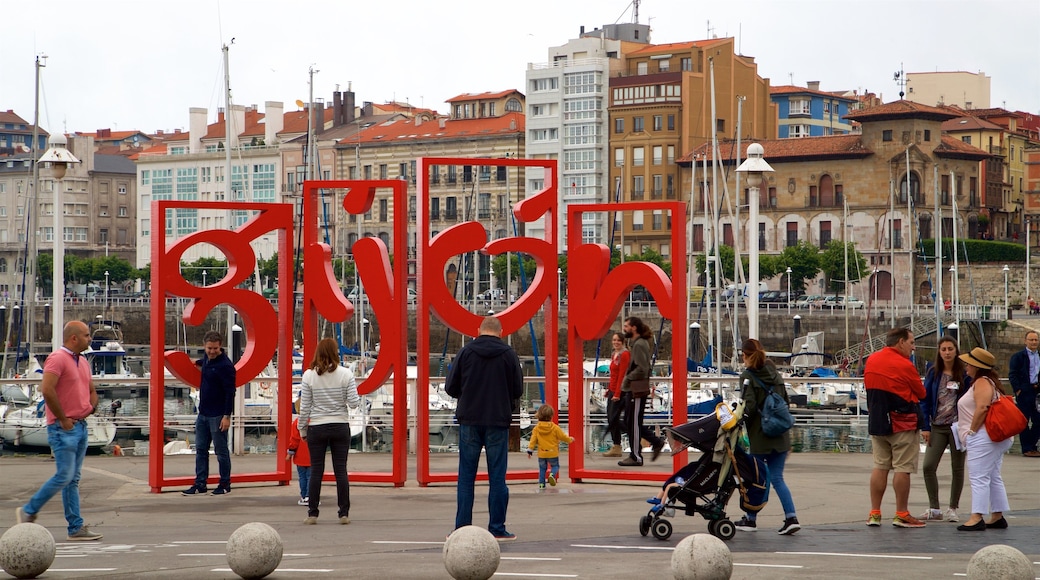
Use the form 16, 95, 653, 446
667, 115, 675, 131
658, 59, 670, 72
758, 223, 766, 250
653, 146, 663, 165
653, 115, 663, 131
667, 145, 675, 165
819, 221, 831, 247
379, 199, 388, 222
117, 229, 127, 244
99, 229, 109, 244
431, 198, 440, 220
0, 258, 5, 273
363, 165, 372, 179
723, 224, 733, 246
891, 219, 902, 249
615, 148, 624, 167
652, 175, 662, 199
693, 224, 704, 251
633, 117, 644, 132
496, 166, 506, 182
447, 165, 457, 184
716, 119, 725, 133
652, 210, 663, 230
923, 130, 931, 142
633, 147, 644, 167
379, 164, 388, 179
632, 211, 644, 231
399, 163, 408, 181
681, 57, 692, 71
667, 175, 675, 199
463, 166, 473, 183
883, 130, 894, 142
786, 222, 798, 247
445, 197, 457, 219
100, 205, 109, 217
632, 176, 644, 200
789, 124, 810, 138
615, 118, 624, 133
637, 62, 648, 75
790, 98, 810, 116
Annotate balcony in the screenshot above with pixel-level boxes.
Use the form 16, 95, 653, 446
443, 210, 458, 220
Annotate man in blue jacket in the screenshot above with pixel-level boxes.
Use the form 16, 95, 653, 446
183, 331, 237, 495
446, 316, 524, 541
1007, 330, 1040, 457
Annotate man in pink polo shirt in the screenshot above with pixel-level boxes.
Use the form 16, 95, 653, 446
16, 320, 103, 541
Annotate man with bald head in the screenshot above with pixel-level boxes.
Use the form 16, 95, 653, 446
446, 316, 524, 541
16, 320, 103, 541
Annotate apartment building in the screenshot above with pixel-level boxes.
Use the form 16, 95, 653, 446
678, 100, 992, 303
906, 70, 991, 109
0, 135, 136, 299
770, 82, 857, 138
524, 22, 650, 248
0, 110, 47, 157
333, 90, 525, 292
610, 36, 777, 258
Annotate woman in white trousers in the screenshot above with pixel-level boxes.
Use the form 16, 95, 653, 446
956, 348, 1013, 531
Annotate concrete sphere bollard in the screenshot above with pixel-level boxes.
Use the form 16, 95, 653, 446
442, 525, 501, 580
967, 544, 1033, 580
0, 523, 56, 579
671, 533, 733, 580
226, 522, 283, 580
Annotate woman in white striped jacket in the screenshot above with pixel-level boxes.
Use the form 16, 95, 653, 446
298, 337, 360, 525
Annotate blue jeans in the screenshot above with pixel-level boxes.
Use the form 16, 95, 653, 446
455, 424, 510, 536
538, 457, 559, 485
194, 414, 231, 489
24, 421, 88, 535
296, 464, 310, 499
748, 450, 797, 520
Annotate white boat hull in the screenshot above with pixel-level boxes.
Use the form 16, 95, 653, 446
0, 405, 116, 449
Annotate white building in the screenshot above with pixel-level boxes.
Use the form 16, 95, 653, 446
523, 23, 649, 249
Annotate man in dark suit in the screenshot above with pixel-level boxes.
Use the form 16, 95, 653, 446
1007, 330, 1040, 457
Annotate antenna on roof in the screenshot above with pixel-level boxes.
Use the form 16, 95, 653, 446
893, 63, 906, 99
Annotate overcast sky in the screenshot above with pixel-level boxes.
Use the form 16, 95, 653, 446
2, 0, 1037, 135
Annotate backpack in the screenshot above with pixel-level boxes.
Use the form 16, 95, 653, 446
748, 374, 794, 437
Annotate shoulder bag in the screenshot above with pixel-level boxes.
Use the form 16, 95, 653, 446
983, 379, 1027, 442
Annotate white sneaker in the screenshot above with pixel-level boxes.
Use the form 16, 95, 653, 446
943, 508, 959, 522
918, 508, 943, 521
298, 497, 308, 506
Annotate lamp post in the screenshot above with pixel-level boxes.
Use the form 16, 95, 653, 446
735, 143, 774, 339
202, 270, 208, 288
785, 266, 792, 315
557, 267, 563, 304
39, 134, 80, 351
104, 270, 110, 312
1003, 264, 1010, 319
362, 318, 370, 355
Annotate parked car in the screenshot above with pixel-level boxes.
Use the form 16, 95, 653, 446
629, 285, 652, 302
842, 296, 865, 309
759, 290, 782, 304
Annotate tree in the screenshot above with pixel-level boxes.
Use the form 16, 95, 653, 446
819, 240, 867, 294
629, 248, 671, 276
695, 245, 738, 282
492, 253, 537, 288
775, 241, 822, 292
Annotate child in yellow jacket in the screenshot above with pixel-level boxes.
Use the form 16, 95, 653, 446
527, 404, 574, 488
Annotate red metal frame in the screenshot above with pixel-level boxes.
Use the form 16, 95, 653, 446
301, 179, 409, 486
149, 201, 294, 492
565, 201, 688, 482
416, 157, 558, 485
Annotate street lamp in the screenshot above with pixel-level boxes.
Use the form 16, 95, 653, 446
785, 266, 792, 315
735, 143, 774, 339
557, 267, 563, 303
104, 270, 110, 312
39, 133, 80, 351
1003, 264, 1010, 319
202, 270, 208, 287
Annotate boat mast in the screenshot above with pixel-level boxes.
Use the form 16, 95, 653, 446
709, 58, 722, 374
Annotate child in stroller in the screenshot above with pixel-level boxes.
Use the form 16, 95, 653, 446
638, 402, 769, 541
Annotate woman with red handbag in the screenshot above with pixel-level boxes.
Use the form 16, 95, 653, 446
956, 348, 1013, 531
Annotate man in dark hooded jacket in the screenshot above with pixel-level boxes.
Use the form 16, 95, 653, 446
446, 316, 524, 541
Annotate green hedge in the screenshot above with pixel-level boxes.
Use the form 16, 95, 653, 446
918, 238, 1025, 263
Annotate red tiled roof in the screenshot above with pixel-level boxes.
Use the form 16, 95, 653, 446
74, 129, 144, 141
627, 39, 723, 56
340, 112, 524, 146
770, 85, 857, 101
0, 110, 47, 135
274, 107, 336, 136
942, 116, 1004, 132
967, 107, 1021, 120
844, 100, 959, 122
127, 143, 167, 160
445, 90, 523, 103
203, 109, 264, 140
677, 135, 871, 164
933, 135, 993, 160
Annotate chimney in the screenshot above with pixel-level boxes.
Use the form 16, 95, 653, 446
415, 116, 423, 127
807, 81, 821, 91
580, 25, 585, 35
344, 90, 355, 125
438, 117, 446, 129
264, 101, 283, 145
189, 107, 207, 153
362, 101, 373, 117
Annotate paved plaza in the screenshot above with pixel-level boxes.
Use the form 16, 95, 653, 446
2, 449, 1038, 579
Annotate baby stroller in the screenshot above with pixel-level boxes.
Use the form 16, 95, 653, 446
638, 402, 769, 541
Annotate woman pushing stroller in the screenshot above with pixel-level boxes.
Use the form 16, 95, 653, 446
733, 338, 801, 535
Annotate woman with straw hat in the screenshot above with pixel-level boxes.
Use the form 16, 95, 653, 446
955, 347, 1013, 531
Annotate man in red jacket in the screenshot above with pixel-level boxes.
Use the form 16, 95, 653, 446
864, 327, 927, 528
